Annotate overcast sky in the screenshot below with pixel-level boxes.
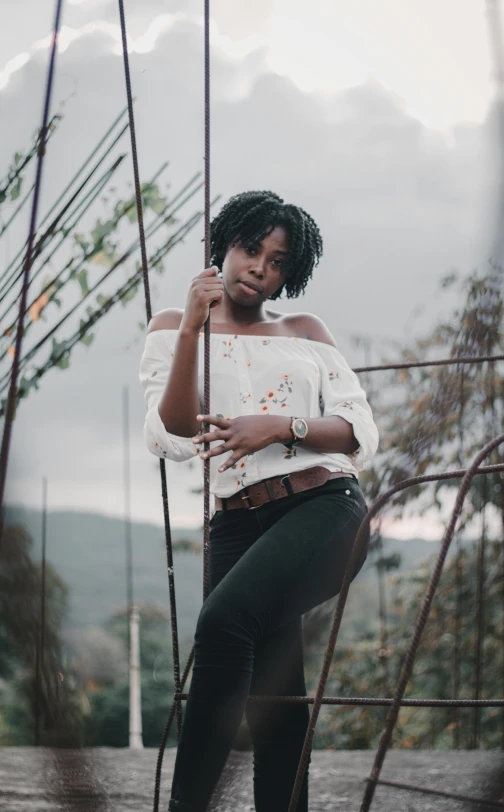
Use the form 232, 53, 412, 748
1, 0, 502, 536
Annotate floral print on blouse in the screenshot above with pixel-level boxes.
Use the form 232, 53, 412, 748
139, 329, 379, 498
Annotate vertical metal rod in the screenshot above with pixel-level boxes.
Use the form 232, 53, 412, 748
453, 364, 465, 748
500, 461, 504, 750
486, 0, 504, 262
129, 606, 144, 749
123, 385, 143, 748
376, 528, 390, 696
123, 385, 133, 612
453, 534, 462, 748
35, 476, 48, 745
364, 340, 389, 695
486, 0, 504, 750
0, 0, 63, 546
202, 0, 212, 602
472, 481, 487, 748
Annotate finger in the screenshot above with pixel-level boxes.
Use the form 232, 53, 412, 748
217, 452, 244, 473
192, 429, 225, 445
199, 443, 229, 460
196, 414, 229, 429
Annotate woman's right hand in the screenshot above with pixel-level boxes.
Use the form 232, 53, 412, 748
180, 266, 224, 333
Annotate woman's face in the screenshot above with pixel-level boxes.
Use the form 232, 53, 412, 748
221, 225, 289, 304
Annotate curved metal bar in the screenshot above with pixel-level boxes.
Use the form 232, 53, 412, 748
287, 454, 504, 812
360, 433, 504, 811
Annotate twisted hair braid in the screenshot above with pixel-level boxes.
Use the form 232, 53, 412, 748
210, 190, 323, 300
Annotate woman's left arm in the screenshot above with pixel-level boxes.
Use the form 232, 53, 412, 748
268, 414, 359, 455
285, 313, 379, 466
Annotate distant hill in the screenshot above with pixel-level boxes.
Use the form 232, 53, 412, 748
4, 505, 451, 643
4, 505, 203, 642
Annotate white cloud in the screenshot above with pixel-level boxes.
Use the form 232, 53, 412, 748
1, 15, 496, 531
0, 51, 30, 91
1, 0, 498, 130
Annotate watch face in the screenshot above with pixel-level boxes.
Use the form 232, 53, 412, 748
294, 418, 308, 438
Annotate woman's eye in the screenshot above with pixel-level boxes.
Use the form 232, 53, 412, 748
272, 258, 287, 270
245, 245, 257, 255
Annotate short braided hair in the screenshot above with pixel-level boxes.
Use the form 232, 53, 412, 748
210, 190, 323, 300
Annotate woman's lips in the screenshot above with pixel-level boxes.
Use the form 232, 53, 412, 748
239, 281, 261, 294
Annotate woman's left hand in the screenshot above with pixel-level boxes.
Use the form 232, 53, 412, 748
192, 414, 288, 472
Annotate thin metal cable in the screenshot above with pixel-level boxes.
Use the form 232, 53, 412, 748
0, 123, 129, 314
0, 154, 126, 334
0, 144, 126, 329
0, 210, 204, 421
0, 0, 64, 548
0, 169, 201, 396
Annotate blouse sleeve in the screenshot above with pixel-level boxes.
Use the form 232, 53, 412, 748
138, 330, 200, 463
314, 342, 379, 470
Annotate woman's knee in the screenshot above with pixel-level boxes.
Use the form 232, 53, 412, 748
194, 592, 260, 651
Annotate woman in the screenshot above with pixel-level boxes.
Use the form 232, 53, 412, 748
139, 190, 379, 812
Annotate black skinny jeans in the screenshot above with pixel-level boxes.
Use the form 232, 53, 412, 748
168, 474, 369, 812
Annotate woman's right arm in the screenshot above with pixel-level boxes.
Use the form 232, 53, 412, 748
138, 267, 223, 461
152, 313, 201, 438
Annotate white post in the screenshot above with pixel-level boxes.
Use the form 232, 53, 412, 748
129, 606, 143, 749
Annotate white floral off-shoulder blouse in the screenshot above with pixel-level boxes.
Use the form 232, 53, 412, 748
138, 329, 379, 498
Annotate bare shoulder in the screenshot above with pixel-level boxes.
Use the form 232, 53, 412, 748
289, 312, 338, 347
147, 308, 184, 334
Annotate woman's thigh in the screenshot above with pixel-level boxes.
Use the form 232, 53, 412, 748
205, 481, 368, 638
209, 507, 264, 592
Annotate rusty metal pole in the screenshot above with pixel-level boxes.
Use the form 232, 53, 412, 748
472, 486, 487, 748
34, 476, 48, 744
453, 364, 465, 747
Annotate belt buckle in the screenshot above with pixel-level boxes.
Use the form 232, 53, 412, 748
241, 488, 260, 510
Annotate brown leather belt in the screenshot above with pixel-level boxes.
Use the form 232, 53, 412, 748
214, 466, 355, 511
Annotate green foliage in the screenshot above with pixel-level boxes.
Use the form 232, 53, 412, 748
83, 606, 178, 748
300, 535, 504, 750
78, 319, 94, 346
0, 113, 61, 210
0, 524, 82, 746
363, 261, 504, 529
50, 337, 71, 370
75, 268, 89, 296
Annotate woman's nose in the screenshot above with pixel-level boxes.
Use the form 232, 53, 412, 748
250, 256, 266, 274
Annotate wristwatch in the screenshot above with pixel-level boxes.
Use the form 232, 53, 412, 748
286, 417, 309, 448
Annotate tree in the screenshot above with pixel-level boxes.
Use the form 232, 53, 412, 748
83, 605, 178, 747
0, 524, 82, 745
